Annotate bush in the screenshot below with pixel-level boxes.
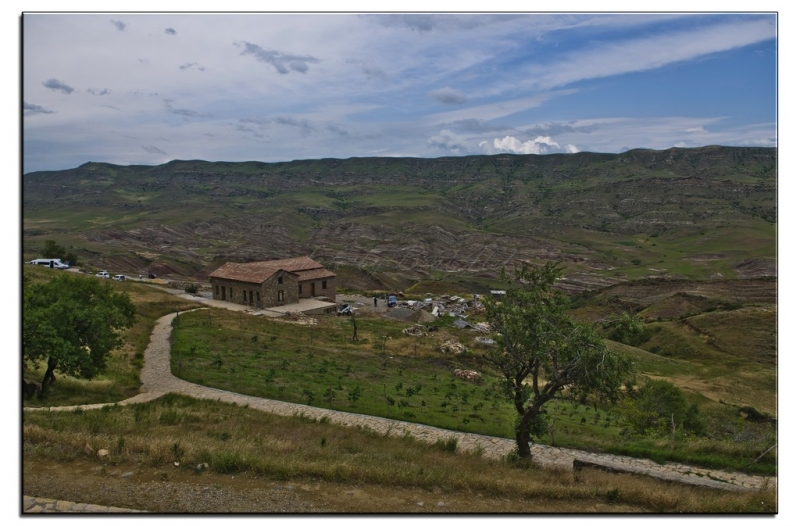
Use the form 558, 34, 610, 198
604, 313, 652, 347
618, 379, 706, 437
185, 284, 198, 294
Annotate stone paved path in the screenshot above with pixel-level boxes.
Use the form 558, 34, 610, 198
25, 310, 777, 508
22, 495, 143, 513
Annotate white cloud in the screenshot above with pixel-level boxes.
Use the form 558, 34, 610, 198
566, 144, 580, 153
493, 135, 561, 154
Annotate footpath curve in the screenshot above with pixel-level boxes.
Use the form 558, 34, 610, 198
26, 310, 776, 495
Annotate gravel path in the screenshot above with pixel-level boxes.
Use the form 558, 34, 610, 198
25, 309, 777, 507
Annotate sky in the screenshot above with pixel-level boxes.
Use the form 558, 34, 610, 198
21, 11, 777, 173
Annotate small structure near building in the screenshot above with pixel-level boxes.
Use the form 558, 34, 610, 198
208, 256, 336, 309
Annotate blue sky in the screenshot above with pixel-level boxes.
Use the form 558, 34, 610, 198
21, 11, 777, 173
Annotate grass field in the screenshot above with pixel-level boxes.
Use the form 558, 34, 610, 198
22, 266, 777, 477
169, 308, 776, 475
22, 394, 776, 513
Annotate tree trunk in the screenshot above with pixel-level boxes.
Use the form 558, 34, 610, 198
514, 410, 535, 459
40, 357, 57, 398
514, 399, 549, 461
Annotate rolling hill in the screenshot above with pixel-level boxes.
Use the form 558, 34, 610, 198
22, 146, 776, 292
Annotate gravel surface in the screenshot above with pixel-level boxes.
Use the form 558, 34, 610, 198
23, 458, 328, 513
23, 457, 650, 513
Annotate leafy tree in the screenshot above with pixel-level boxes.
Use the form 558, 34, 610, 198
41, 239, 80, 266
22, 274, 136, 397
618, 379, 707, 437
604, 312, 647, 346
484, 263, 633, 460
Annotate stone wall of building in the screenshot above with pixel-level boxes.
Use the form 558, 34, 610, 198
261, 271, 299, 307
297, 276, 336, 301
209, 272, 297, 308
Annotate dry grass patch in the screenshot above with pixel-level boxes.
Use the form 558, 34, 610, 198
22, 395, 776, 513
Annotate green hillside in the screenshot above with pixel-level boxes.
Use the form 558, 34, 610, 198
23, 146, 775, 290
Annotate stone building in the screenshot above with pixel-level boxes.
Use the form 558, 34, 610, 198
208, 257, 336, 309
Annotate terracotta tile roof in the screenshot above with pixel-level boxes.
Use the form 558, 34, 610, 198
266, 256, 326, 272
295, 267, 337, 281
209, 257, 334, 284
209, 262, 286, 284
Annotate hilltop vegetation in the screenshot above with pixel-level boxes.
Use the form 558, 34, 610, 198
23, 146, 775, 290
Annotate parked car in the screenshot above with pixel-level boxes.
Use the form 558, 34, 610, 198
96, 270, 110, 278
387, 295, 397, 307
113, 274, 126, 281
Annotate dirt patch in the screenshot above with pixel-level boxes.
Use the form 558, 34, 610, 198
734, 259, 777, 279
22, 458, 640, 513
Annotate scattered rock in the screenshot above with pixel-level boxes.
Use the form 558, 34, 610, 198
454, 369, 482, 383
97, 449, 109, 459
440, 340, 467, 355
402, 326, 428, 337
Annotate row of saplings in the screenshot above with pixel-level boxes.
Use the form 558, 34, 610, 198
24, 263, 708, 461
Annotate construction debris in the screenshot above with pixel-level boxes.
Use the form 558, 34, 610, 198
440, 340, 467, 355
452, 319, 470, 330
471, 322, 491, 334
454, 369, 483, 383
474, 336, 495, 345
392, 294, 485, 319
402, 326, 428, 337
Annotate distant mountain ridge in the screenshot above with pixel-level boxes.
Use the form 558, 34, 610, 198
23, 146, 776, 292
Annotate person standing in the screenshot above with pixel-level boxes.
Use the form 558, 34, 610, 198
373, 296, 377, 307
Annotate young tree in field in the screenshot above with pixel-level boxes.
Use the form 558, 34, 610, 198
41, 239, 79, 266
484, 263, 633, 460
22, 274, 136, 397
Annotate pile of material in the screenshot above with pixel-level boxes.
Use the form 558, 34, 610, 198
471, 322, 491, 333
440, 340, 467, 355
454, 369, 483, 383
402, 326, 428, 337
395, 294, 485, 319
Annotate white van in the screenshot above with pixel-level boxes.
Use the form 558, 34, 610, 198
27, 258, 69, 269
96, 270, 110, 278
113, 274, 126, 281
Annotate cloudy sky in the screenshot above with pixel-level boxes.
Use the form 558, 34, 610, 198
22, 12, 777, 173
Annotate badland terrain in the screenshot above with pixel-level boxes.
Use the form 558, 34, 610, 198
23, 146, 776, 294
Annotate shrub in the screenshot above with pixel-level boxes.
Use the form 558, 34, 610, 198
618, 379, 706, 437
435, 437, 458, 453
